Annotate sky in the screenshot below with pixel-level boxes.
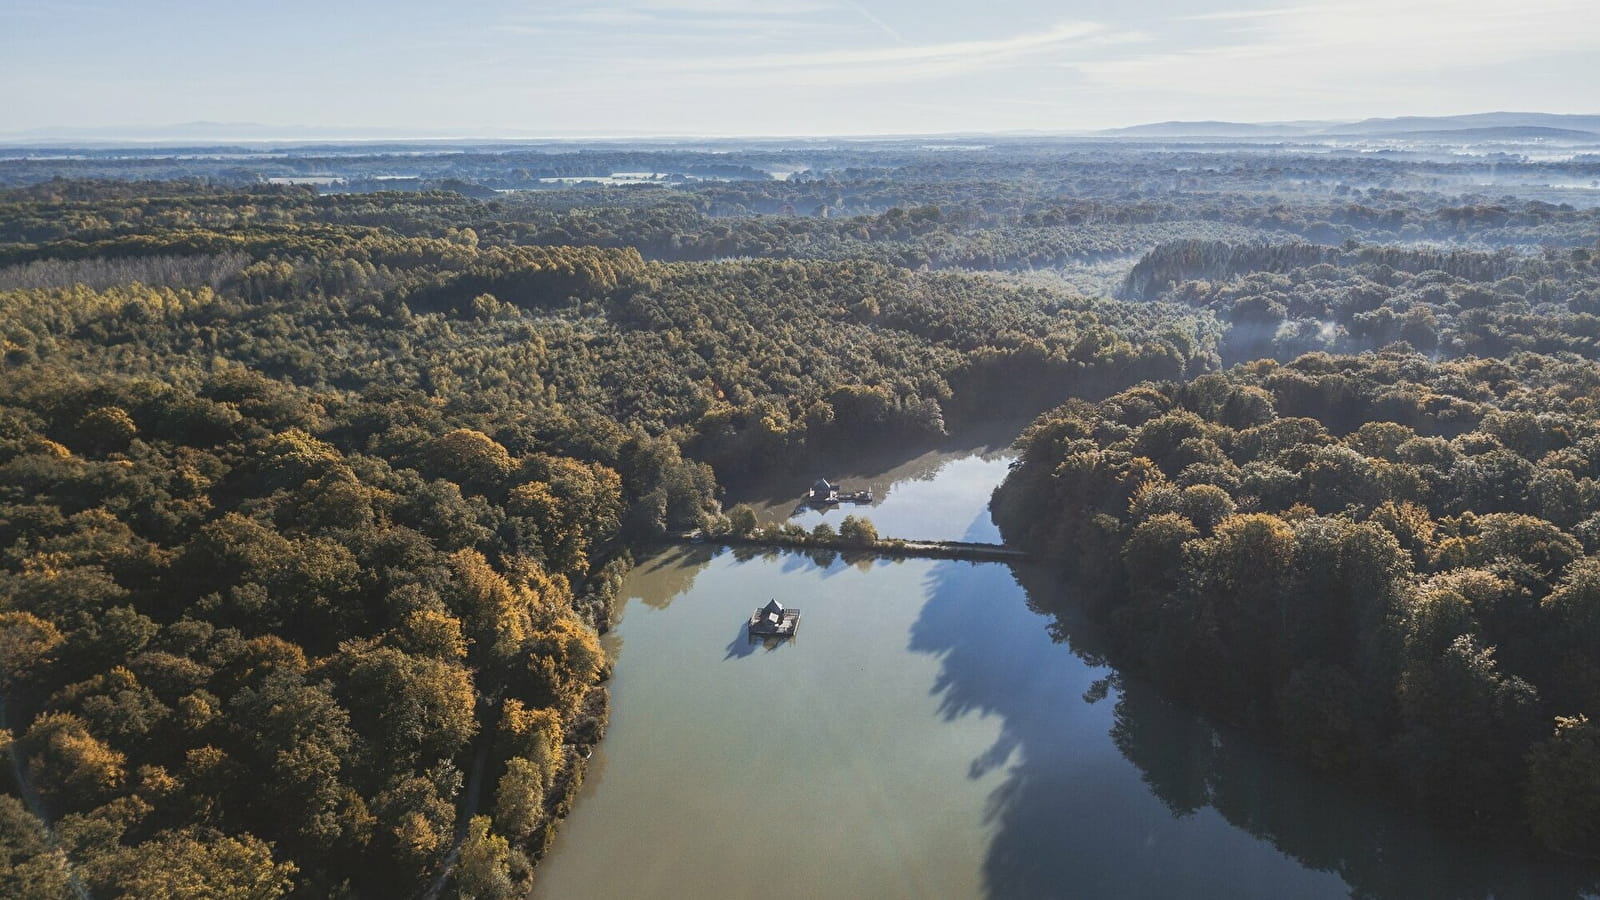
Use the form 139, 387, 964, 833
4, 0, 1599, 137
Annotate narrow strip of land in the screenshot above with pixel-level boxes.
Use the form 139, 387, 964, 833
672, 533, 1031, 563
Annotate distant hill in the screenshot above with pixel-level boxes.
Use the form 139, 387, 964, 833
1098, 120, 1315, 138
1317, 112, 1600, 136
1375, 126, 1600, 142
1100, 112, 1600, 141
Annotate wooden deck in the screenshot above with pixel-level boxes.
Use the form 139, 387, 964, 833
805, 483, 873, 506
748, 602, 801, 638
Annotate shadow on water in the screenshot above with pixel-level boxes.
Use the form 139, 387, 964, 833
633, 544, 719, 610
728, 413, 1034, 521
907, 558, 1600, 900
722, 627, 794, 661
960, 506, 1000, 545
723, 630, 760, 660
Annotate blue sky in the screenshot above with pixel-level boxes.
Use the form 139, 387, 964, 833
4, 0, 1598, 136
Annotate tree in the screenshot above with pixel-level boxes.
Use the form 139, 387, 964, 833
1289, 517, 1408, 666
518, 618, 602, 710
394, 609, 468, 662
1540, 556, 1600, 712
1525, 715, 1600, 860
1121, 513, 1199, 607
75, 405, 137, 455
445, 550, 534, 669
507, 458, 623, 576
227, 671, 360, 851
0, 610, 64, 689
496, 700, 563, 779
371, 774, 456, 879
451, 816, 515, 900
22, 712, 126, 812
0, 795, 74, 900
837, 515, 878, 547
725, 503, 758, 536
325, 644, 477, 771
1179, 513, 1298, 718
492, 757, 546, 841
247, 429, 344, 495
1176, 484, 1234, 533
427, 430, 514, 496
1395, 634, 1540, 814
106, 828, 297, 900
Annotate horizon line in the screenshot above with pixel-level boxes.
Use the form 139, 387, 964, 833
5, 110, 1600, 148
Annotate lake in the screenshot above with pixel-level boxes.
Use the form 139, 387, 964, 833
734, 416, 1025, 543
532, 448, 1598, 899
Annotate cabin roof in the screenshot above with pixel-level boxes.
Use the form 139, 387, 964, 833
749, 600, 799, 635
813, 479, 833, 490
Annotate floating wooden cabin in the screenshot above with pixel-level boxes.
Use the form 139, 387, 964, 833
748, 598, 801, 638
808, 479, 839, 504
806, 478, 872, 506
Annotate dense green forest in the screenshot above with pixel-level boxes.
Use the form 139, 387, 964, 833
0, 173, 1213, 897
995, 352, 1600, 858
2, 139, 1599, 895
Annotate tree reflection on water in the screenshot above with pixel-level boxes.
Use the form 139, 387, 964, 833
908, 553, 1600, 900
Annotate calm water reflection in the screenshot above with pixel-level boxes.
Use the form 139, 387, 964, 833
533, 494, 1598, 899
735, 420, 1023, 543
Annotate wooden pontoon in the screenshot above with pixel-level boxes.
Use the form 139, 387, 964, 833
805, 478, 872, 506
748, 598, 800, 638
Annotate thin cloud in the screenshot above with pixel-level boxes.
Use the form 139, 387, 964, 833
671, 21, 1109, 73
501, 3, 843, 39
634, 0, 835, 12
1177, 6, 1316, 22
849, 3, 909, 44
1079, 0, 1600, 96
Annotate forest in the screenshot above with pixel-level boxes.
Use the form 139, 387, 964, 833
2, 139, 1599, 895
994, 351, 1600, 859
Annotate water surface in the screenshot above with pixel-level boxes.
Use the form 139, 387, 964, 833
534, 460, 1599, 899
737, 420, 1024, 542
